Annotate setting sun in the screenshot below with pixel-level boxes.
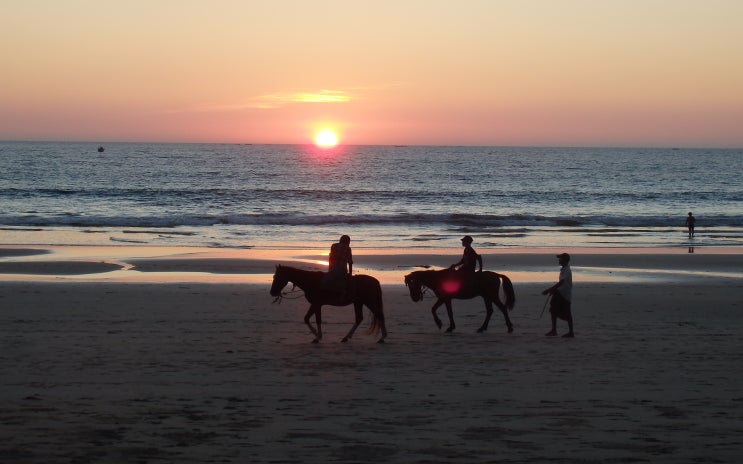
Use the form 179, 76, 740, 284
315, 130, 338, 148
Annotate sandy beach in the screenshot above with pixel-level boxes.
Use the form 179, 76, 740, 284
1, 246, 742, 463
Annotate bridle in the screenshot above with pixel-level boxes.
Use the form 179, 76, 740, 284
270, 272, 304, 304
271, 284, 305, 303
405, 275, 431, 301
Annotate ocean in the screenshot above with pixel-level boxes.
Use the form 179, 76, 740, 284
1, 141, 741, 250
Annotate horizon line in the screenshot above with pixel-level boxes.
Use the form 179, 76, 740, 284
2, 139, 741, 151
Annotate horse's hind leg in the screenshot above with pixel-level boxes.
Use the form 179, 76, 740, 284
342, 303, 363, 343
504, 309, 514, 333
377, 309, 388, 343
477, 299, 494, 333
495, 300, 514, 333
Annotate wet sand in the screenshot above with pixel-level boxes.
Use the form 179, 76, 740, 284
1, 246, 742, 462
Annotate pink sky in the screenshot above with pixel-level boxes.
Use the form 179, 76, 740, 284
2, 1, 742, 147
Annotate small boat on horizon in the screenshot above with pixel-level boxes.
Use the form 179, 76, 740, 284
97, 146, 105, 153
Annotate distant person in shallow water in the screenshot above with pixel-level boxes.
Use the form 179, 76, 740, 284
543, 253, 574, 338
323, 235, 353, 297
685, 212, 696, 239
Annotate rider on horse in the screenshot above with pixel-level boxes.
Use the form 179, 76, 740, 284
323, 234, 354, 299
448, 235, 483, 294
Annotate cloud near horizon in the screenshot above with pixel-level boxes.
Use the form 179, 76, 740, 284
178, 89, 359, 114
250, 89, 355, 109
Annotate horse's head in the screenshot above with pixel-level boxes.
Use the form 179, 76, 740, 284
270, 265, 289, 297
404, 272, 423, 302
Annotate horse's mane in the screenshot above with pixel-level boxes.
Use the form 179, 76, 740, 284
278, 264, 325, 276
410, 268, 449, 277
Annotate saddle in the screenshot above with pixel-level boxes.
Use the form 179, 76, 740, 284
322, 272, 355, 301
448, 269, 479, 295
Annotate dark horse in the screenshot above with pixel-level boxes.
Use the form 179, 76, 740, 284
270, 265, 387, 343
404, 269, 516, 333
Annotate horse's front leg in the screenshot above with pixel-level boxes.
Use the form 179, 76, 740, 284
444, 300, 456, 333
477, 298, 494, 333
303, 304, 323, 343
342, 303, 363, 342
431, 299, 445, 330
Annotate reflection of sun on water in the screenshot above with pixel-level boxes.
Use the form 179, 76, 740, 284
315, 130, 338, 148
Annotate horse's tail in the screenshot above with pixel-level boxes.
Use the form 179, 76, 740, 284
364, 278, 385, 337
499, 273, 516, 310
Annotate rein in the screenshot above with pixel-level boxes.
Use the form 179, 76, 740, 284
409, 277, 433, 299
419, 284, 433, 299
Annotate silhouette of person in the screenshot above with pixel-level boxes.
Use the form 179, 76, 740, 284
323, 235, 353, 297
685, 212, 696, 239
450, 235, 483, 273
449, 235, 482, 292
542, 253, 574, 338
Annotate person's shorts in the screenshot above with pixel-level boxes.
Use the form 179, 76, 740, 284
549, 292, 572, 320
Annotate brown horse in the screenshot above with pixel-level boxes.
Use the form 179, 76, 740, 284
270, 265, 387, 343
404, 269, 516, 333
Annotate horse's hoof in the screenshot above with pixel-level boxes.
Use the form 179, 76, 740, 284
311, 338, 320, 344
341, 337, 349, 343
445, 327, 455, 333
477, 328, 486, 333
376, 338, 385, 344
508, 326, 514, 333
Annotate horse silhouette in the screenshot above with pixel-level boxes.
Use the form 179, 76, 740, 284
404, 269, 515, 333
271, 265, 387, 343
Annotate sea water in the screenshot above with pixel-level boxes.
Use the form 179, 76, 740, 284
1, 142, 741, 250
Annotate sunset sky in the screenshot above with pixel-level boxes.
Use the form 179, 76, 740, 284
2, 1, 742, 147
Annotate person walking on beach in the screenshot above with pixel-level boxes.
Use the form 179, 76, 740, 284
685, 212, 696, 239
542, 253, 574, 338
323, 234, 353, 298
